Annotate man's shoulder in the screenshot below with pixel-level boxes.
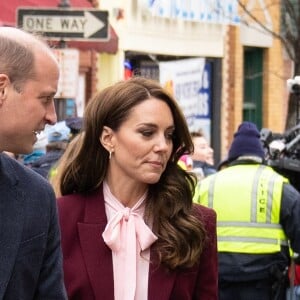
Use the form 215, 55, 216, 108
0, 153, 54, 193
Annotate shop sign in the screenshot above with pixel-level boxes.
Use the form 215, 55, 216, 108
53, 48, 79, 99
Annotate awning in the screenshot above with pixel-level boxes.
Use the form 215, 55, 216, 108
0, 0, 118, 54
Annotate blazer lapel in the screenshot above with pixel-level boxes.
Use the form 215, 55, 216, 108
77, 189, 114, 300
148, 251, 177, 300
77, 187, 177, 300
0, 160, 24, 299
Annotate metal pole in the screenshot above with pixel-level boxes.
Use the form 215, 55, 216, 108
57, 0, 70, 47
296, 93, 300, 125
58, 0, 70, 8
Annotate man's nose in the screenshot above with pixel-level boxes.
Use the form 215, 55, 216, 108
46, 102, 57, 125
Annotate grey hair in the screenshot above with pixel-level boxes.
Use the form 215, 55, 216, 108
0, 28, 54, 92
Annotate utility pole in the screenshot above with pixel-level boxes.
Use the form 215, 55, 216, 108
55, 0, 78, 120
58, 0, 70, 8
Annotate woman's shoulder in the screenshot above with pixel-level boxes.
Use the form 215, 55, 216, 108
57, 193, 85, 204
193, 203, 216, 218
57, 188, 102, 211
57, 193, 85, 217
192, 203, 216, 231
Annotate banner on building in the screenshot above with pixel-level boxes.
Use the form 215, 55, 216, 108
159, 57, 212, 142
143, 0, 240, 25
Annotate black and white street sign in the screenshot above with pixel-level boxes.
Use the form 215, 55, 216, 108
17, 8, 109, 41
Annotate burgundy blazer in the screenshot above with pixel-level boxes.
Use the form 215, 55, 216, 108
57, 188, 218, 300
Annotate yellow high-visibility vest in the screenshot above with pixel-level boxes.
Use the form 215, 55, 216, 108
197, 164, 289, 254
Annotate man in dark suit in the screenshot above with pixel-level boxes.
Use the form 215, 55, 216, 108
0, 26, 66, 299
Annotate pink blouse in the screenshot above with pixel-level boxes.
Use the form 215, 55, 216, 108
102, 182, 157, 300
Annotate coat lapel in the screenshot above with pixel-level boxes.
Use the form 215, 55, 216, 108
148, 250, 177, 299
77, 187, 177, 300
77, 189, 114, 300
0, 157, 24, 299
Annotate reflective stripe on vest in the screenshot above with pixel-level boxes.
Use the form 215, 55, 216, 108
198, 164, 288, 254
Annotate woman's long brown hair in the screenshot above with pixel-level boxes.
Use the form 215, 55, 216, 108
58, 77, 206, 270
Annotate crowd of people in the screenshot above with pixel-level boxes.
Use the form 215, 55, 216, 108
195, 121, 300, 300
23, 117, 83, 179
1, 25, 300, 300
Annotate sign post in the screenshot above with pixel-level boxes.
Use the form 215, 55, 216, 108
17, 8, 109, 41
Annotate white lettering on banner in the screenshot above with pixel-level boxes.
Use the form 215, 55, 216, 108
175, 81, 199, 100
198, 93, 209, 116
143, 0, 240, 24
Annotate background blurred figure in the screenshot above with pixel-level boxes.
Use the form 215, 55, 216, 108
190, 130, 216, 177
287, 259, 300, 299
65, 116, 83, 140
178, 153, 193, 171
0, 26, 66, 299
22, 131, 48, 167
30, 117, 83, 179
30, 120, 70, 178
50, 132, 85, 197
196, 121, 300, 300
57, 77, 218, 299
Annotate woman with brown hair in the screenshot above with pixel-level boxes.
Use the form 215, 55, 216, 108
57, 77, 218, 299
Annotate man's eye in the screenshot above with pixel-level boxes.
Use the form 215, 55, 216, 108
42, 96, 52, 103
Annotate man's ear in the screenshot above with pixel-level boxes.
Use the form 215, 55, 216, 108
0, 74, 10, 103
100, 126, 114, 152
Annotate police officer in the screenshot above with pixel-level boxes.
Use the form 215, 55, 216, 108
196, 121, 300, 300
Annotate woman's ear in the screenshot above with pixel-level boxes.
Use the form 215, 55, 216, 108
100, 126, 114, 152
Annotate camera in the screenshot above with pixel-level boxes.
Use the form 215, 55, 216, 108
287, 76, 300, 95
260, 76, 300, 191
260, 124, 300, 191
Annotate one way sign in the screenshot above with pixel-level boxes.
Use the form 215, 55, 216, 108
17, 8, 109, 41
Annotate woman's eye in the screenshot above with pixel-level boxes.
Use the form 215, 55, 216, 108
166, 132, 175, 140
142, 131, 153, 137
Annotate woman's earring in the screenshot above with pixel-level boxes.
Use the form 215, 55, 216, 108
109, 150, 112, 160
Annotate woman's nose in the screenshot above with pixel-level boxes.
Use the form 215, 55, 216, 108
154, 136, 170, 152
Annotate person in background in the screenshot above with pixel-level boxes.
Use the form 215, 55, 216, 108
22, 131, 48, 167
196, 121, 300, 300
0, 26, 66, 298
287, 258, 300, 299
190, 130, 216, 177
30, 120, 70, 179
31, 117, 83, 179
57, 77, 218, 299
50, 132, 85, 197
178, 153, 193, 171
65, 116, 83, 139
